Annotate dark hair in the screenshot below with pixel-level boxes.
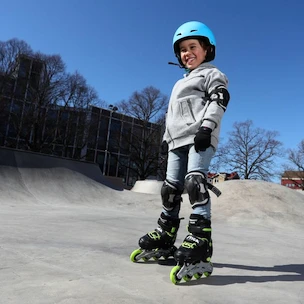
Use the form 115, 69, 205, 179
198, 38, 215, 62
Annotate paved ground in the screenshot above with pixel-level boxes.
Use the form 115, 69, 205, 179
0, 147, 304, 304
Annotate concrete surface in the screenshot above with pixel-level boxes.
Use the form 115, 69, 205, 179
0, 147, 304, 304
131, 180, 163, 194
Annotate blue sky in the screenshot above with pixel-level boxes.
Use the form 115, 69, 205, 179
1, 0, 304, 154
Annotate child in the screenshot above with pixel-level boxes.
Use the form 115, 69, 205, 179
134, 21, 229, 270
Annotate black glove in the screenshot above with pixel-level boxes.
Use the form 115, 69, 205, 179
160, 141, 169, 155
194, 127, 212, 152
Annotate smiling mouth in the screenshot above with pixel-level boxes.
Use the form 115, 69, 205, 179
187, 57, 196, 64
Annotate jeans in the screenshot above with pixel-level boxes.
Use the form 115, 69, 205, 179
162, 145, 215, 220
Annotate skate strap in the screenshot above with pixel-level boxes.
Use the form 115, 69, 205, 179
207, 183, 221, 197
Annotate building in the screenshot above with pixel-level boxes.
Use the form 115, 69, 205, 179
281, 171, 304, 191
0, 55, 162, 187
208, 172, 240, 184
81, 105, 162, 186
0, 54, 45, 149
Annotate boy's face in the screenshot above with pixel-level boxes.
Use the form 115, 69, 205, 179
179, 39, 207, 70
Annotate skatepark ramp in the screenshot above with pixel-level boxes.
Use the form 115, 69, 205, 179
1, 146, 304, 226
0, 147, 128, 206
209, 179, 304, 227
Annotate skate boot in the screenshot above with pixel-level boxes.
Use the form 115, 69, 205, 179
170, 214, 213, 284
130, 212, 180, 262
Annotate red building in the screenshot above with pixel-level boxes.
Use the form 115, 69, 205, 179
281, 171, 304, 190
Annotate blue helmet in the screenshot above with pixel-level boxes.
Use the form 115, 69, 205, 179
172, 21, 216, 65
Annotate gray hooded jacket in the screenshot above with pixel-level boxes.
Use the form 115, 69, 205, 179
163, 62, 229, 151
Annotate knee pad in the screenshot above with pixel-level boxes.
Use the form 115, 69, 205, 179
161, 180, 183, 212
184, 171, 210, 208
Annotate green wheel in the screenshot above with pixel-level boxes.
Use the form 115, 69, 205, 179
130, 249, 143, 262
170, 265, 182, 284
152, 249, 159, 260
183, 275, 192, 282
142, 257, 149, 262
194, 272, 203, 279
203, 262, 213, 277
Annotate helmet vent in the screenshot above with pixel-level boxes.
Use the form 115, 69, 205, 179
190, 30, 197, 32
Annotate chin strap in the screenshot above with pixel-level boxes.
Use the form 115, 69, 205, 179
168, 61, 183, 68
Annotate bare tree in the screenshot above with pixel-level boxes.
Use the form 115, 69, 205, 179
118, 86, 168, 122
113, 86, 168, 180
0, 38, 33, 78
57, 71, 100, 109
209, 142, 228, 173
223, 120, 283, 180
288, 140, 304, 171
126, 121, 163, 180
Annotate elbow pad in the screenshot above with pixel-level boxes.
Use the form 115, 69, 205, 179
209, 86, 230, 111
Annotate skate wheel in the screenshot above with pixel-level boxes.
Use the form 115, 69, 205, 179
203, 262, 213, 277
152, 256, 159, 261
170, 265, 181, 284
194, 272, 203, 279
142, 257, 149, 262
203, 271, 212, 277
130, 249, 143, 262
183, 275, 192, 282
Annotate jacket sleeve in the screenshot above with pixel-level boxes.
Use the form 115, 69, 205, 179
201, 68, 229, 130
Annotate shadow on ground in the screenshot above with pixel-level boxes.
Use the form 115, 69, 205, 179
178, 263, 304, 286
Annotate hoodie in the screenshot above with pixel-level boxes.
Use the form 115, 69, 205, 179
163, 62, 229, 151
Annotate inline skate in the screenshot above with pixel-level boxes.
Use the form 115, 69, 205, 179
130, 212, 180, 262
170, 214, 213, 284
